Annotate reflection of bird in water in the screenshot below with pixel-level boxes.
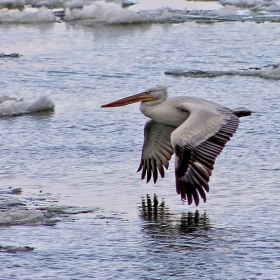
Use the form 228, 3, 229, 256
139, 194, 211, 238
102, 86, 251, 206
140, 194, 166, 221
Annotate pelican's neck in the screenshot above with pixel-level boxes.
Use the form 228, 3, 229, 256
140, 94, 167, 117
140, 95, 189, 127
140, 97, 166, 120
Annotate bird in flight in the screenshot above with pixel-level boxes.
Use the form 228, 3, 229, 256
101, 86, 251, 206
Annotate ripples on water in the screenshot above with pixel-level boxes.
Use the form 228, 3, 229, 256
0, 0, 280, 278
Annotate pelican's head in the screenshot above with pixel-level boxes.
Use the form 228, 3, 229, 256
101, 86, 168, 108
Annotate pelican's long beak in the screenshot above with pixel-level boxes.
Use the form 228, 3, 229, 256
101, 92, 157, 108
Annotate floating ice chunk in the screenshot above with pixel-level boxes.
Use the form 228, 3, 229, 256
0, 209, 44, 226
6, 188, 22, 195
20, 7, 57, 22
236, 64, 280, 79
217, 5, 238, 15
267, 3, 280, 12
64, 0, 90, 9
216, 5, 252, 16
252, 2, 280, 12
165, 69, 238, 77
0, 95, 55, 116
64, 0, 142, 23
219, 0, 263, 7
165, 63, 280, 80
0, 245, 34, 253
258, 64, 280, 79
40, 205, 97, 214
64, 1, 195, 24
0, 7, 56, 23
0, 53, 21, 58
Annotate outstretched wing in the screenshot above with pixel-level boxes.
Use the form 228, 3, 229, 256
171, 102, 240, 206
137, 120, 176, 184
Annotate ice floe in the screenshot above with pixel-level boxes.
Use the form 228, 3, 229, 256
0, 53, 21, 58
0, 186, 98, 227
0, 95, 55, 117
0, 0, 280, 24
0, 6, 56, 22
0, 244, 35, 253
0, 209, 45, 226
165, 63, 280, 80
64, 1, 140, 23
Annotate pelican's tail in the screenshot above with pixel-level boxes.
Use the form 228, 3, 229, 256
233, 107, 252, 118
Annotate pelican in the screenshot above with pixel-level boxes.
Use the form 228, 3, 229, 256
101, 86, 251, 206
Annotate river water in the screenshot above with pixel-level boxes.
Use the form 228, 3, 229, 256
0, 1, 280, 279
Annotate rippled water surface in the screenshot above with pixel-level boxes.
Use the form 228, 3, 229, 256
1, 18, 280, 279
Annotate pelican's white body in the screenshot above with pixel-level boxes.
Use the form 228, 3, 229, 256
102, 86, 251, 206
